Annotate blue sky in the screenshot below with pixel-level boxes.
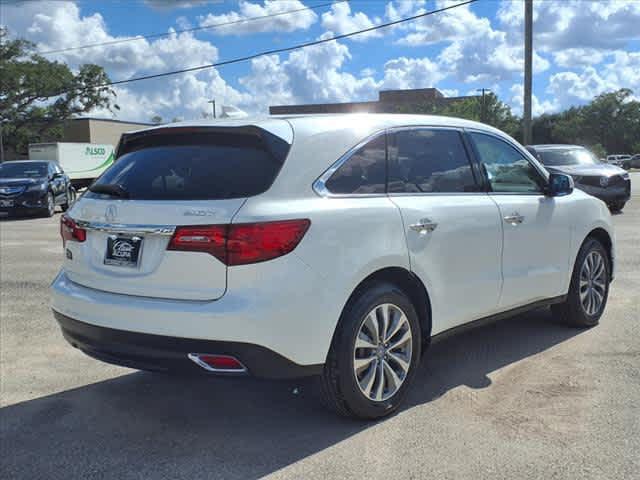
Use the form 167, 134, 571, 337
3, 0, 640, 122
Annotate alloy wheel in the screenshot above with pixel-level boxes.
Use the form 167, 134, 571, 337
353, 303, 413, 402
579, 251, 607, 316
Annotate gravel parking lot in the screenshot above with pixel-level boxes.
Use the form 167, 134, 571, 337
1, 174, 639, 480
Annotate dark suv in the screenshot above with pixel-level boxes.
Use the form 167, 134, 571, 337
0, 160, 74, 217
526, 145, 631, 212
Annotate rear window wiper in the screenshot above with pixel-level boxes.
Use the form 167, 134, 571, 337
89, 183, 130, 198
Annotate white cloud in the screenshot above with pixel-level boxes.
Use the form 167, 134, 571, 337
144, 0, 217, 9
197, 0, 317, 36
391, 0, 548, 84
380, 57, 444, 90
546, 51, 640, 107
321, 2, 381, 41
547, 68, 609, 105
498, 0, 640, 67
552, 48, 610, 69
394, 0, 491, 46
437, 28, 549, 84
239, 31, 451, 112
385, 1, 426, 22
239, 34, 382, 112
1, 1, 247, 122
509, 84, 559, 116
3, 2, 219, 78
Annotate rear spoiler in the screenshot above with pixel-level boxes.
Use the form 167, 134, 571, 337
114, 126, 291, 166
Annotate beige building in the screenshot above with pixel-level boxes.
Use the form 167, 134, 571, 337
63, 118, 152, 147
269, 88, 479, 115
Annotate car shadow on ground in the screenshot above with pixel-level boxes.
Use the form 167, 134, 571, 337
0, 308, 583, 480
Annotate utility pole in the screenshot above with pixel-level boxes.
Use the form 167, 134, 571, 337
208, 99, 216, 119
523, 0, 533, 145
476, 88, 491, 123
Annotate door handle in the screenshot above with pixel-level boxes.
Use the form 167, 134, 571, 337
503, 213, 524, 225
409, 218, 438, 234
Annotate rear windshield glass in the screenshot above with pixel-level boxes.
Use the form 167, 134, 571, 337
85, 127, 290, 200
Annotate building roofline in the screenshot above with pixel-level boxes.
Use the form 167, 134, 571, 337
68, 117, 154, 126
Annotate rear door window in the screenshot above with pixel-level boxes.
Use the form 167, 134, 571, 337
86, 127, 290, 200
388, 129, 478, 193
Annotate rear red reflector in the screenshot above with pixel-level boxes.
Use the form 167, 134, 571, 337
188, 353, 246, 372
60, 214, 86, 246
168, 219, 310, 266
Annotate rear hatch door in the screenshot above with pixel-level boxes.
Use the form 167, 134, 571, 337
64, 123, 292, 301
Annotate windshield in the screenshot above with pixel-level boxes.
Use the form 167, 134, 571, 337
0, 162, 48, 179
536, 148, 601, 167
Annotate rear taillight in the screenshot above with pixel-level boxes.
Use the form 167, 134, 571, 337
167, 225, 227, 262
168, 219, 310, 266
60, 215, 86, 246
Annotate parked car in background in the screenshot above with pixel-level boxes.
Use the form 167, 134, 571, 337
629, 154, 640, 169
528, 145, 631, 212
52, 116, 615, 419
28, 142, 115, 190
606, 154, 631, 169
0, 160, 75, 217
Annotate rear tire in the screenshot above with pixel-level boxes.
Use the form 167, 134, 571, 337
552, 237, 610, 327
320, 282, 422, 419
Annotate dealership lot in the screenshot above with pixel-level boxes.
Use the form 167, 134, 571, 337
1, 174, 639, 479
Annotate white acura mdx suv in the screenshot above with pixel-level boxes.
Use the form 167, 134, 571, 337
51, 114, 615, 419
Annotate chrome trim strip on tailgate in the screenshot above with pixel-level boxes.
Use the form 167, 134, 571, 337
75, 220, 176, 236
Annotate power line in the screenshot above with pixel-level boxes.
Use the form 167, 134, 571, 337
37, 1, 348, 55
49, 0, 478, 97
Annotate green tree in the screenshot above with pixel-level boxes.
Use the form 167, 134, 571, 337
581, 89, 640, 154
151, 115, 163, 124
395, 92, 520, 139
545, 89, 640, 155
0, 28, 117, 157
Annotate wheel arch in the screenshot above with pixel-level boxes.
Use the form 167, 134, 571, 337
585, 227, 614, 280
342, 267, 432, 345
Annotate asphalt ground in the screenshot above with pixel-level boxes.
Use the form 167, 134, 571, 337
1, 173, 639, 479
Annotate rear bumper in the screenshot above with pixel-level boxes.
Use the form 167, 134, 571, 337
54, 310, 322, 379
51, 259, 336, 369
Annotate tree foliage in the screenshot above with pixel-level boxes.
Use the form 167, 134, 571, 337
532, 89, 640, 155
395, 92, 520, 139
0, 28, 117, 156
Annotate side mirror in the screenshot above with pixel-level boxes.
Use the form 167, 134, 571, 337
547, 173, 574, 197
52, 172, 63, 179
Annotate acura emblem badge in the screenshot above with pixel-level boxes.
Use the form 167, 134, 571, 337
599, 177, 609, 187
105, 204, 118, 222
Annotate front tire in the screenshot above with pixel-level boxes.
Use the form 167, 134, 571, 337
43, 192, 55, 217
61, 187, 76, 212
552, 237, 610, 327
320, 282, 422, 419
608, 201, 626, 212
